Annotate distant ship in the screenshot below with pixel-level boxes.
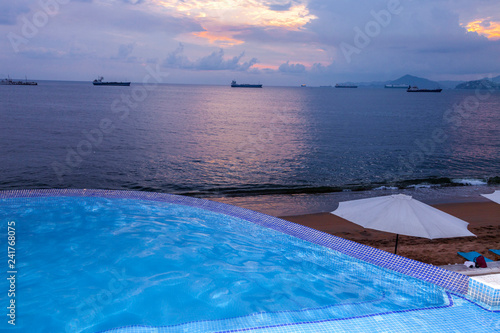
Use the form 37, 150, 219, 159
1, 76, 37, 86
385, 84, 410, 89
93, 77, 130, 86
0, 77, 14, 85
335, 84, 357, 88
301, 84, 307, 87
231, 80, 262, 88
407, 86, 442, 93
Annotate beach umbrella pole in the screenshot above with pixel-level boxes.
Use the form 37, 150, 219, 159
394, 234, 399, 254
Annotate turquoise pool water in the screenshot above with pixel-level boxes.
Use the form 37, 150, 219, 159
0, 190, 498, 333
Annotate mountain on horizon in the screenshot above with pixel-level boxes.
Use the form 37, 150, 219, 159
489, 75, 500, 83
350, 74, 445, 88
456, 79, 500, 90
389, 75, 440, 88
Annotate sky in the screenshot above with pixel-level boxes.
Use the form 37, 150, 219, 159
1, 0, 500, 86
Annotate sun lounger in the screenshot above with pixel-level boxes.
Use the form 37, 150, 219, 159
489, 249, 500, 261
457, 251, 493, 262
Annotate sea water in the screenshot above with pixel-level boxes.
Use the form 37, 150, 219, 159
0, 82, 499, 199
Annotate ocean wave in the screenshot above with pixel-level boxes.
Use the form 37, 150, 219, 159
1, 176, 497, 199
373, 186, 399, 190
175, 176, 498, 198
451, 178, 488, 186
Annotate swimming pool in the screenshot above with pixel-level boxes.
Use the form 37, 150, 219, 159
0, 189, 498, 332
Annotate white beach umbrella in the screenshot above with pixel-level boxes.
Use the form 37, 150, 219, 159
481, 190, 500, 205
331, 194, 476, 254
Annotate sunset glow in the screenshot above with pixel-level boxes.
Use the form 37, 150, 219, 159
156, 0, 316, 29
155, 0, 316, 45
252, 63, 279, 70
463, 18, 500, 40
2, 0, 500, 84
192, 29, 245, 46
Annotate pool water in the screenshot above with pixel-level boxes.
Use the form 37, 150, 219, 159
0, 195, 451, 333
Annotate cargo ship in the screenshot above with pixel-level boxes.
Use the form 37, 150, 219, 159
407, 86, 442, 93
93, 77, 130, 86
1, 76, 37, 85
385, 84, 410, 89
231, 80, 262, 88
335, 84, 357, 88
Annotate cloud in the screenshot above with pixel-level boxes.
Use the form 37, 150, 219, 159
117, 43, 135, 58
111, 43, 138, 62
267, 1, 293, 12
19, 47, 67, 59
192, 29, 245, 47
279, 61, 306, 73
156, 0, 316, 29
0, 2, 30, 25
163, 43, 258, 71
233, 26, 318, 45
463, 18, 500, 40
155, 0, 317, 46
301, 0, 500, 81
1, 0, 500, 84
197, 49, 235, 70
164, 43, 194, 68
310, 62, 330, 73
122, 0, 145, 4
196, 49, 258, 70
57, 1, 202, 36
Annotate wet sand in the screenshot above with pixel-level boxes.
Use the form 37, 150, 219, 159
280, 201, 500, 266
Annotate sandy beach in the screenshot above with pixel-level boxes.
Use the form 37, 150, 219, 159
280, 201, 500, 266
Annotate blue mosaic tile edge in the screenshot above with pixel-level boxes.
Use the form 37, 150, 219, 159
0, 189, 470, 297
96, 292, 456, 333
468, 279, 500, 310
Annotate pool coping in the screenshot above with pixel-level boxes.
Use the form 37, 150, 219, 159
1, 188, 497, 310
